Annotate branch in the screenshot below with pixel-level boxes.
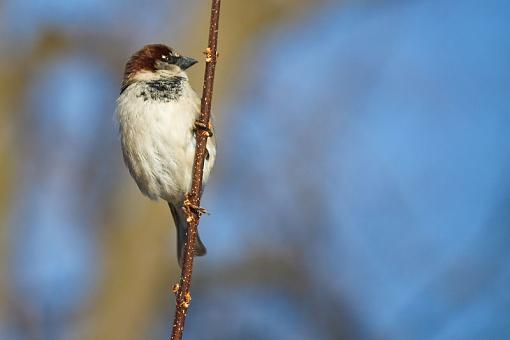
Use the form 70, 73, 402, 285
170, 1, 221, 339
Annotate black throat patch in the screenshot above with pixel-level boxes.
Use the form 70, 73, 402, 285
136, 76, 186, 102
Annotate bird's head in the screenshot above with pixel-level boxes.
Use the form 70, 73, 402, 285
121, 44, 197, 93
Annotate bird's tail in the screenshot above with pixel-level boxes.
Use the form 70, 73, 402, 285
168, 201, 207, 267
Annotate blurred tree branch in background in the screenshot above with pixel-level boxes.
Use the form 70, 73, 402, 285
0, 1, 334, 339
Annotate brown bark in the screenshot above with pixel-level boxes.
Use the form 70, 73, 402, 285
170, 1, 221, 339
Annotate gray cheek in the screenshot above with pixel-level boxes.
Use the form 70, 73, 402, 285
155, 60, 180, 72
154, 60, 166, 69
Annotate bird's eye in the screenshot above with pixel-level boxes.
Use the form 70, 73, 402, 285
161, 55, 168, 60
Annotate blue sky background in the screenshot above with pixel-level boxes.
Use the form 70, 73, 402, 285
1, 0, 509, 339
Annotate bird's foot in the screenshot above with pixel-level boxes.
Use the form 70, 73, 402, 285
194, 120, 213, 137
182, 193, 208, 222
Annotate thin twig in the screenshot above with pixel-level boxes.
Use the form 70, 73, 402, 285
170, 1, 221, 339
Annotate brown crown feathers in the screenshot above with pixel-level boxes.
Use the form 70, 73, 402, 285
121, 44, 176, 93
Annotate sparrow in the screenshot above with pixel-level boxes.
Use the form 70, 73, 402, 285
115, 44, 216, 266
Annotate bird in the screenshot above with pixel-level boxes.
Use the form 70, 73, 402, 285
115, 44, 216, 266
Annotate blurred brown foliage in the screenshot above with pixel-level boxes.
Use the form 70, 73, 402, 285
0, 1, 339, 339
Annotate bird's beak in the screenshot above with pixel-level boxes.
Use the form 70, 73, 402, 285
176, 56, 198, 70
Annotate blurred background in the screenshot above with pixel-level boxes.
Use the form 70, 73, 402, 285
1, 0, 509, 339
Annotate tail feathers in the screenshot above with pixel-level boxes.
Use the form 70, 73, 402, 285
168, 202, 207, 267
